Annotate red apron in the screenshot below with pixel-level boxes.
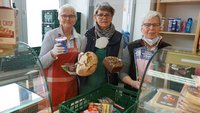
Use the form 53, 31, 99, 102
44, 39, 78, 111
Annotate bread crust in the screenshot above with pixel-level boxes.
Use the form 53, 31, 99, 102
76, 51, 98, 76
103, 56, 123, 73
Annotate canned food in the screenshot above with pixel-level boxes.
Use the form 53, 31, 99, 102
55, 37, 67, 53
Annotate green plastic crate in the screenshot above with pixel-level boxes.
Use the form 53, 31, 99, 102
59, 84, 138, 113
31, 46, 41, 56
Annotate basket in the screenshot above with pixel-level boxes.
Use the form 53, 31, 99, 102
59, 84, 138, 113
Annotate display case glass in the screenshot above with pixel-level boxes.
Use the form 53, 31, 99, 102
0, 42, 52, 113
135, 47, 200, 113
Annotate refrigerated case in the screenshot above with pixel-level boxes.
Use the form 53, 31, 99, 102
0, 41, 52, 113
135, 47, 200, 113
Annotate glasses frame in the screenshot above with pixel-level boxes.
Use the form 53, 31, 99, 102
95, 13, 112, 19
61, 14, 76, 19
143, 23, 161, 28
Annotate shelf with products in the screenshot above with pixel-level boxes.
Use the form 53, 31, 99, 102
0, 41, 52, 113
159, 31, 196, 36
135, 47, 200, 113
156, 0, 200, 53
160, 0, 200, 3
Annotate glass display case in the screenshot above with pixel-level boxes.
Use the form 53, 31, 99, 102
0, 42, 52, 113
135, 47, 200, 113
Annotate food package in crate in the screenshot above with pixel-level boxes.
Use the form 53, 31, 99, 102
59, 84, 137, 113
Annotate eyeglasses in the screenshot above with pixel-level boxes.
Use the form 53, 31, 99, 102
96, 13, 112, 18
61, 15, 76, 19
143, 23, 160, 27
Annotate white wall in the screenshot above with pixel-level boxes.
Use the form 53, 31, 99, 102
65, 0, 124, 34
62, 0, 89, 36
13, 0, 28, 43
133, 0, 153, 41
94, 0, 124, 32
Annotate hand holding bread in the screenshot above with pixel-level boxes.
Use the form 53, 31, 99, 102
61, 52, 98, 76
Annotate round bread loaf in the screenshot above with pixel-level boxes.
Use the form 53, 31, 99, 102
76, 51, 98, 76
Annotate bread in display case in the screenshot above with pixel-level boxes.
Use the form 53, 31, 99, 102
135, 47, 200, 113
0, 41, 52, 113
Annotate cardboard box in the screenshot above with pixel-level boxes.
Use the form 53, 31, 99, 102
0, 8, 16, 44
0, 7, 18, 56
0, 48, 15, 56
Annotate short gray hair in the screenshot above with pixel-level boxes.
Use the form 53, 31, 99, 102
94, 2, 115, 16
142, 11, 162, 24
58, 4, 77, 20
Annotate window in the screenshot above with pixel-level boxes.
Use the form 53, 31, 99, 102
26, 0, 59, 47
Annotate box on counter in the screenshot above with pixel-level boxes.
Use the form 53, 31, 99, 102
0, 7, 18, 56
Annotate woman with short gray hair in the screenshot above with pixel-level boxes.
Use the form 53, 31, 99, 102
79, 2, 124, 94
58, 4, 77, 21
120, 10, 170, 91
39, 4, 82, 111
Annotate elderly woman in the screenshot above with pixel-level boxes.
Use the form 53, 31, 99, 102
79, 2, 123, 94
39, 4, 82, 111
120, 11, 171, 91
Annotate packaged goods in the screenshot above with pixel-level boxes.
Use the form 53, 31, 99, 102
167, 18, 174, 32
160, 17, 165, 31
0, 7, 18, 56
181, 21, 186, 32
147, 89, 180, 112
185, 18, 193, 33
177, 85, 200, 113
55, 36, 67, 53
175, 18, 181, 32
171, 19, 177, 32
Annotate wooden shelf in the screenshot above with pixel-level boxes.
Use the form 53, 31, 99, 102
159, 31, 196, 36
160, 0, 200, 3
157, 0, 200, 53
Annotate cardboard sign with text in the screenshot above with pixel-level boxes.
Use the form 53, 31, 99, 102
0, 7, 18, 56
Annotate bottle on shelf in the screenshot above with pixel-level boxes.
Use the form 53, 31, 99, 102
181, 21, 186, 32
175, 18, 181, 32
185, 18, 193, 33
167, 17, 174, 32
171, 19, 177, 32
160, 17, 165, 31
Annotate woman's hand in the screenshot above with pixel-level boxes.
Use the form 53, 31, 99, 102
50, 43, 65, 59
131, 80, 141, 89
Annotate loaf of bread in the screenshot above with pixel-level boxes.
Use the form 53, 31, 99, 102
103, 56, 123, 73
76, 51, 98, 76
